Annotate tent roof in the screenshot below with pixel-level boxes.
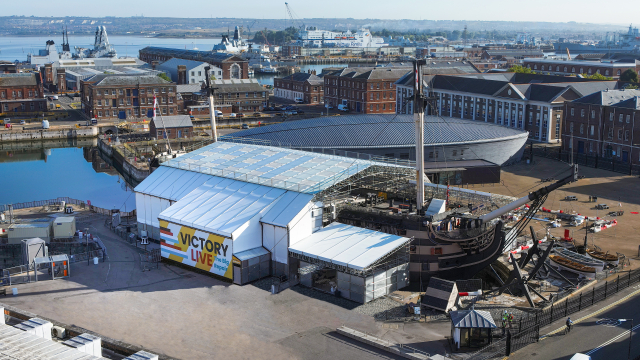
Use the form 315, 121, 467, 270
288, 222, 411, 271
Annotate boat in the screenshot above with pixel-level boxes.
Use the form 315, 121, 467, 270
334, 59, 580, 286
73, 26, 117, 59
586, 248, 619, 266
548, 254, 597, 278
213, 26, 249, 53
554, 24, 640, 54
296, 27, 387, 48
555, 248, 605, 272
256, 66, 279, 74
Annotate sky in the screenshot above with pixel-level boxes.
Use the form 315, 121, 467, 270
3, 0, 637, 25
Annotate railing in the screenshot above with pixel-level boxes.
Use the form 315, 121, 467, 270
0, 197, 135, 217
469, 268, 640, 359
532, 146, 639, 176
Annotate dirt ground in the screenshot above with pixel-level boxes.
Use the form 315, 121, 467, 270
476, 157, 640, 260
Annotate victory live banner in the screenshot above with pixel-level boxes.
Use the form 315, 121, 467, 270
159, 220, 233, 279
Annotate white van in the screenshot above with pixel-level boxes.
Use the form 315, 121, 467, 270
337, 104, 349, 112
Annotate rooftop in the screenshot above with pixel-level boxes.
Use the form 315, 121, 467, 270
156, 57, 208, 71
524, 58, 638, 67
84, 74, 173, 86
279, 72, 324, 85
0, 73, 38, 87
140, 47, 246, 63
573, 89, 640, 109
211, 79, 265, 92
224, 114, 528, 149
151, 115, 193, 129
161, 141, 411, 194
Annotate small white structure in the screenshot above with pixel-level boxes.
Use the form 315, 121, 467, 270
14, 318, 53, 340
425, 199, 447, 216
52, 216, 76, 239
125, 351, 159, 360
63, 333, 102, 357
422, 277, 459, 312
450, 309, 497, 350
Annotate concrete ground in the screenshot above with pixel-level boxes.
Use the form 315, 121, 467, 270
475, 157, 640, 259
0, 212, 450, 360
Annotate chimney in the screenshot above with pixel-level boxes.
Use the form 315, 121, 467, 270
177, 65, 187, 85
151, 61, 159, 70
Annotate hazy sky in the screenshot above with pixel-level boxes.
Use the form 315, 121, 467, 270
3, 0, 636, 25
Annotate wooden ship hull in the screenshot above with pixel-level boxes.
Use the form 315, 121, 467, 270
586, 248, 619, 266
549, 254, 597, 278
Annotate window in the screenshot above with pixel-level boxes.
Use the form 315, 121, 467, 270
162, 88, 166, 93
118, 89, 123, 95
619, 114, 623, 122
570, 108, 574, 116
625, 130, 629, 141
626, 115, 630, 123
590, 125, 594, 136
580, 109, 585, 117
98, 111, 102, 117
541, 66, 545, 71
429, 152, 434, 159
569, 122, 574, 133
564, 67, 567, 72
572, 67, 575, 73
591, 110, 595, 118
608, 128, 613, 139
162, 108, 167, 115
169, 97, 173, 104
534, 65, 538, 70
158, 130, 162, 136
140, 89, 145, 95
28, 91, 33, 97
452, 150, 457, 156
97, 99, 102, 106
618, 129, 622, 140
579, 124, 584, 134
191, 71, 195, 76
580, 68, 584, 74
119, 99, 124, 106
556, 66, 560, 71
169, 108, 174, 114
610, 113, 614, 121
605, 70, 609, 76
617, 70, 621, 76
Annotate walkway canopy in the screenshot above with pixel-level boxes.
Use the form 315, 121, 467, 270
288, 222, 412, 275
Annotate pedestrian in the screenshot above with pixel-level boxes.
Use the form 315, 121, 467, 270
508, 313, 514, 328
566, 317, 573, 333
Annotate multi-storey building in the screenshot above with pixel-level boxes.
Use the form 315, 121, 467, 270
396, 73, 619, 143
156, 58, 222, 85
323, 67, 410, 114
523, 58, 640, 78
81, 75, 178, 120
139, 47, 249, 80
212, 79, 268, 113
562, 89, 640, 164
0, 73, 46, 114
273, 71, 324, 104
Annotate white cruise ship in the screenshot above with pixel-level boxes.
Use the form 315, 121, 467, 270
297, 27, 387, 48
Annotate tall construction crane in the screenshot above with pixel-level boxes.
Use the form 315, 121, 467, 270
284, 2, 304, 33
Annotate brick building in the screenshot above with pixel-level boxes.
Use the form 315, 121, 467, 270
81, 75, 178, 120
523, 58, 640, 78
139, 47, 249, 80
149, 115, 194, 139
0, 73, 46, 115
481, 49, 544, 61
562, 89, 640, 165
273, 71, 324, 104
396, 73, 619, 143
323, 67, 410, 114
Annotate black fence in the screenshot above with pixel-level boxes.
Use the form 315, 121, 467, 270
532, 146, 640, 176
0, 197, 86, 212
469, 269, 640, 359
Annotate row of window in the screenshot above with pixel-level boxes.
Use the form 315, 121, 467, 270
325, 78, 395, 90
94, 87, 174, 96
570, 107, 634, 123
528, 64, 623, 76
0, 90, 37, 99
94, 97, 174, 106
2, 102, 45, 111
96, 107, 174, 117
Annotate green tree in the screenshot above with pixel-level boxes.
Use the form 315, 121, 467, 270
508, 65, 535, 74
157, 73, 171, 82
581, 73, 613, 80
620, 69, 639, 83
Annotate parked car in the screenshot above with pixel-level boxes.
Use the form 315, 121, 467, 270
565, 195, 578, 201
1, 118, 10, 125
19, 120, 25, 125
55, 104, 61, 109
236, 113, 245, 118
265, 107, 275, 111
241, 123, 249, 129
229, 113, 237, 118
337, 104, 349, 112
253, 112, 262, 117
295, 98, 304, 104
596, 204, 609, 210
296, 110, 305, 115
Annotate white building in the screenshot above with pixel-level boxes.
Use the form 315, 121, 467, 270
134, 141, 412, 302
156, 58, 222, 85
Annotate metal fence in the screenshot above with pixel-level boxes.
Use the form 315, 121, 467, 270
0, 197, 135, 218
469, 269, 640, 359
533, 147, 640, 176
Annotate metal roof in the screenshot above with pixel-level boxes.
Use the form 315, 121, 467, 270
288, 222, 411, 271
225, 115, 528, 149
450, 310, 497, 328
86, 74, 172, 86
151, 115, 193, 129
133, 166, 213, 201
261, 192, 314, 227
157, 58, 208, 72
162, 141, 407, 194
234, 246, 270, 261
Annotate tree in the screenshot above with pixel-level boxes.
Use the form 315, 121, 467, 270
157, 73, 171, 82
620, 69, 639, 83
581, 73, 613, 80
508, 65, 535, 74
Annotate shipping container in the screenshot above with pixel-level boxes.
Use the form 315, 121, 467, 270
7, 224, 51, 244
52, 217, 76, 239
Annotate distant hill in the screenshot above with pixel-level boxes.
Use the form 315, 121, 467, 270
0, 16, 627, 40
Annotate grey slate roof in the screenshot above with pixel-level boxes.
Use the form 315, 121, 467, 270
151, 115, 193, 129
157, 58, 208, 72
223, 114, 528, 149
140, 47, 246, 64
573, 89, 640, 109
211, 79, 265, 93
450, 310, 497, 328
0, 73, 38, 87
326, 67, 411, 80
280, 72, 323, 85
86, 74, 172, 86
176, 84, 203, 94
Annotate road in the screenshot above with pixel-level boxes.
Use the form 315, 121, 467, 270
509, 283, 640, 360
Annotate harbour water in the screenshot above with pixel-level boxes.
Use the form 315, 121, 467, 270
0, 146, 136, 211
0, 35, 346, 86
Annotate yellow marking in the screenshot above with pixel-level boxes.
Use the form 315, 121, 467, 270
541, 287, 640, 339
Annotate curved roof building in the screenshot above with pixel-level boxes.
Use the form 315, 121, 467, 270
223, 115, 528, 166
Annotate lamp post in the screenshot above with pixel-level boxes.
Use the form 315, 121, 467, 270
619, 318, 634, 360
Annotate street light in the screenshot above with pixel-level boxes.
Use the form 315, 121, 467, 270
619, 319, 634, 360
